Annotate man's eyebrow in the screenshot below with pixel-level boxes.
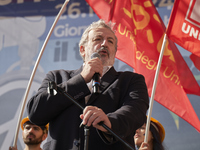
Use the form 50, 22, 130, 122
93, 35, 115, 41
94, 35, 103, 37
108, 37, 114, 40
34, 126, 41, 129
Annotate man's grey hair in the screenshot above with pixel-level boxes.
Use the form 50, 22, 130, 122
79, 19, 118, 51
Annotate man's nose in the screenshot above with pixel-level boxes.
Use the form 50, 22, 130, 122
101, 39, 108, 47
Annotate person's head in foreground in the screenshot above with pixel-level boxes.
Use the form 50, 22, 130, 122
21, 116, 48, 150
134, 117, 165, 150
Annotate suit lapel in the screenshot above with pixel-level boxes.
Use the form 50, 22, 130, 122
87, 67, 119, 105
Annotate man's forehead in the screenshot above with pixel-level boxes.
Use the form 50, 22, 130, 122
89, 27, 115, 38
24, 123, 41, 129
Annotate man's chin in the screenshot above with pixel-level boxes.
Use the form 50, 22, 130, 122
24, 138, 42, 145
24, 140, 42, 145
100, 57, 109, 65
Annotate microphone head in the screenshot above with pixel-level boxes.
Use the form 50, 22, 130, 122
91, 52, 100, 59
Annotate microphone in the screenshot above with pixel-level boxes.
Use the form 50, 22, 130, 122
91, 52, 100, 94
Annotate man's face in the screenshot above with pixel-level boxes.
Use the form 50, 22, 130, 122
80, 27, 116, 66
22, 124, 47, 145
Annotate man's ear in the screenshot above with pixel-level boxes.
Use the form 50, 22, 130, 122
79, 45, 85, 58
42, 133, 48, 141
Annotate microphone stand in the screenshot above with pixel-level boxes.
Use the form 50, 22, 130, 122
48, 81, 135, 150
84, 125, 90, 150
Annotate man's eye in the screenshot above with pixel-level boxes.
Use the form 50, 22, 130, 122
25, 127, 30, 130
34, 127, 40, 130
109, 40, 113, 44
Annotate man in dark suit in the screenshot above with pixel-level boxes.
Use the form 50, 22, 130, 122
27, 19, 149, 150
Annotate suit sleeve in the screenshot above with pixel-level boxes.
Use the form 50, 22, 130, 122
27, 70, 90, 126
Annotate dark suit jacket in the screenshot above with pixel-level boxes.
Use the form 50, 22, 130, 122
27, 66, 149, 150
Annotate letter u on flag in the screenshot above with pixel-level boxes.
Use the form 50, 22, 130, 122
86, 0, 200, 132
166, 0, 200, 57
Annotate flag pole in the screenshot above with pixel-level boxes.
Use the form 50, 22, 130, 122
12, 0, 70, 148
144, 33, 167, 143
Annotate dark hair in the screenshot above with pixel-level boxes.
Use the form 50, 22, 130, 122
150, 123, 165, 150
23, 121, 48, 134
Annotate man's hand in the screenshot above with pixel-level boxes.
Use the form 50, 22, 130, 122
80, 106, 111, 132
81, 58, 103, 83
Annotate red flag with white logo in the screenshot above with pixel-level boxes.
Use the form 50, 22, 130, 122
166, 0, 200, 57
86, 0, 200, 132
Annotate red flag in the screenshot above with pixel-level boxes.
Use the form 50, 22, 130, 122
190, 53, 200, 71
86, 0, 200, 132
166, 0, 200, 58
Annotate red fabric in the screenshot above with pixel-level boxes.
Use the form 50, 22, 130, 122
166, 0, 200, 57
190, 53, 200, 71
86, 0, 200, 132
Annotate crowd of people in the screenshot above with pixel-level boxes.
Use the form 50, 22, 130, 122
10, 116, 165, 150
